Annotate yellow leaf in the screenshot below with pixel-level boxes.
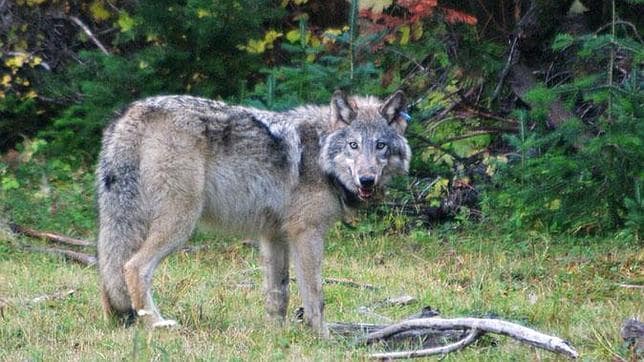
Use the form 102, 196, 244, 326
399, 25, 410, 45
244, 39, 265, 53
138, 60, 149, 69
1, 74, 11, 87
427, 178, 449, 200
360, 0, 393, 13
29, 56, 42, 67
5, 55, 27, 68
322, 28, 342, 45
547, 199, 561, 210
24, 90, 38, 99
286, 29, 300, 43
306, 53, 316, 62
412, 21, 423, 41
196, 9, 211, 18
90, 1, 111, 22
146, 33, 160, 42
309, 35, 321, 47
264, 30, 283, 44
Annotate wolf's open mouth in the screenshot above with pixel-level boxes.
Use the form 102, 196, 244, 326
358, 187, 374, 200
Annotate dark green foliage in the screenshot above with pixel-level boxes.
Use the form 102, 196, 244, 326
1, 0, 642, 239
485, 30, 643, 236
0, 96, 41, 151
37, 0, 281, 159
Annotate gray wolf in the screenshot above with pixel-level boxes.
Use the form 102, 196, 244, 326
96, 90, 411, 334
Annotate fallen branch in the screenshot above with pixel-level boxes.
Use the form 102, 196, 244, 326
324, 277, 377, 290
10, 223, 93, 247
370, 328, 481, 360
369, 295, 416, 308
616, 283, 644, 289
364, 317, 578, 359
24, 246, 97, 266
291, 277, 377, 290
29, 289, 76, 304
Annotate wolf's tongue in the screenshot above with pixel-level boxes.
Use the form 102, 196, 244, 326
358, 187, 373, 199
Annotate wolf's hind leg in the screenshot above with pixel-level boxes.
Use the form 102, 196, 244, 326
123, 206, 200, 328
290, 229, 328, 336
260, 237, 289, 321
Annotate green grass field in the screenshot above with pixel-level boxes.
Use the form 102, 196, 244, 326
0, 170, 641, 361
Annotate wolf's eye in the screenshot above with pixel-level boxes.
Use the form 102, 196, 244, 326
349, 142, 358, 149
376, 141, 387, 150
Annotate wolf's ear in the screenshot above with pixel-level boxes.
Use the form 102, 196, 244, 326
330, 90, 355, 127
380, 90, 407, 134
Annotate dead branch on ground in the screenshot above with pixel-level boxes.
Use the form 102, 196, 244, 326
23, 246, 97, 266
329, 308, 578, 359
324, 277, 377, 290
29, 289, 76, 304
10, 223, 93, 247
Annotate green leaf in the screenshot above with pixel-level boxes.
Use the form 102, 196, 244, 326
117, 12, 136, 33
552, 33, 574, 51
1, 175, 19, 191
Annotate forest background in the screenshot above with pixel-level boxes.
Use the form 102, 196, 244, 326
0, 0, 642, 360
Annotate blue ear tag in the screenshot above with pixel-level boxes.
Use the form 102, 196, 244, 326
400, 111, 412, 122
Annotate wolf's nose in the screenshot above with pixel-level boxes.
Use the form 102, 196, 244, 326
359, 176, 375, 188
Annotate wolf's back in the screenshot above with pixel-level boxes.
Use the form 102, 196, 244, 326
96, 106, 150, 317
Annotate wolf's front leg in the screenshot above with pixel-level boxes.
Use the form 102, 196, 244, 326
291, 230, 328, 337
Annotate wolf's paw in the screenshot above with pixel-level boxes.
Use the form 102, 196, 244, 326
152, 319, 178, 329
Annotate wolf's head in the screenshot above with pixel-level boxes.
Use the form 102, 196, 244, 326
321, 90, 411, 202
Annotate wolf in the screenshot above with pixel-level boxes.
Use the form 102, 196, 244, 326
96, 90, 411, 334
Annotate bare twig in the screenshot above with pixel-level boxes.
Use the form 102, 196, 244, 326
594, 20, 643, 43
409, 134, 466, 161
62, 15, 110, 55
291, 277, 377, 290
29, 289, 75, 304
365, 317, 579, 359
10, 223, 93, 247
24, 246, 97, 266
617, 284, 644, 289
370, 328, 481, 360
324, 277, 377, 290
369, 295, 416, 308
491, 35, 519, 102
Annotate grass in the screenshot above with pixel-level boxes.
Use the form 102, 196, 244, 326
0, 166, 642, 361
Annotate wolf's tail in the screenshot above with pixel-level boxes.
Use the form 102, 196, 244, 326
96, 110, 148, 318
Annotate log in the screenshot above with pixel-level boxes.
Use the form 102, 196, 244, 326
10, 223, 93, 247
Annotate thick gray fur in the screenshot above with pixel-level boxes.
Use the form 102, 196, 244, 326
97, 90, 411, 333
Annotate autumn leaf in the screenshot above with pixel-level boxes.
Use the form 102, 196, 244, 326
359, 0, 393, 14
1, 74, 12, 87
5, 55, 27, 68
444, 8, 477, 25
399, 25, 410, 45
90, 1, 111, 22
